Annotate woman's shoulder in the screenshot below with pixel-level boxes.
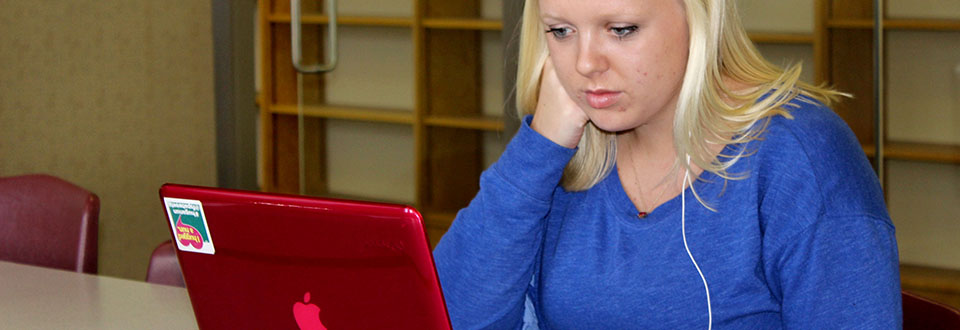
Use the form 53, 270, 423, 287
757, 96, 862, 164
750, 95, 888, 218
767, 96, 856, 148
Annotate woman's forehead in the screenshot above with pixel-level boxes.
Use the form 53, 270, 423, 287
538, 0, 670, 18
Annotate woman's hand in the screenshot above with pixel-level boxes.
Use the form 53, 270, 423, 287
531, 57, 590, 149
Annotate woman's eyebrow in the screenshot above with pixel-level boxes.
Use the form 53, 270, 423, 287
539, 12, 564, 22
541, 12, 645, 23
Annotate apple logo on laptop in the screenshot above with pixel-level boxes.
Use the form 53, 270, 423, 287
293, 292, 328, 330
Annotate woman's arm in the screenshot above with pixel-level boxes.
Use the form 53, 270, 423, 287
434, 57, 586, 329
433, 116, 576, 329
758, 106, 902, 328
771, 214, 901, 328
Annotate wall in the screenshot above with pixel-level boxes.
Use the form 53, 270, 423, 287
0, 1, 216, 279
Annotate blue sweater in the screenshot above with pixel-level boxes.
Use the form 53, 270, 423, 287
433, 99, 901, 329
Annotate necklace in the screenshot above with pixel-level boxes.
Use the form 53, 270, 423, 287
624, 141, 670, 219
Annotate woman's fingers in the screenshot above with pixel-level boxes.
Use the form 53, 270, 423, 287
531, 57, 590, 149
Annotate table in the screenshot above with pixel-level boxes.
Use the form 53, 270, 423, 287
0, 260, 197, 329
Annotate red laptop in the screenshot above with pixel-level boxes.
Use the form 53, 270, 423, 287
159, 184, 451, 329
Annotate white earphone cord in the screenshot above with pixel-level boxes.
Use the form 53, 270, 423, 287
681, 159, 712, 330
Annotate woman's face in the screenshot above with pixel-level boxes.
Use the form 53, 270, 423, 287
539, 0, 690, 133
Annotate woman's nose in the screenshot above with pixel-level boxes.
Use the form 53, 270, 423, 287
576, 33, 609, 77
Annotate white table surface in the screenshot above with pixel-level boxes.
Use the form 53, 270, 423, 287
0, 260, 197, 329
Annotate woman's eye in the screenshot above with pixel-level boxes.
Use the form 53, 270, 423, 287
611, 25, 639, 39
546, 27, 572, 40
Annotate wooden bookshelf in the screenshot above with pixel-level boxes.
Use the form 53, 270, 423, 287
423, 211, 457, 247
826, 18, 875, 29
863, 142, 960, 164
885, 142, 960, 164
258, 0, 506, 247
270, 104, 415, 124
901, 264, 960, 309
267, 14, 414, 27
424, 114, 505, 131
827, 18, 960, 31
885, 19, 960, 31
423, 18, 502, 30
818, 2, 960, 162
748, 32, 815, 44
819, 0, 960, 306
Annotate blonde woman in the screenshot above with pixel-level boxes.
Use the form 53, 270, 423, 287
433, 0, 900, 328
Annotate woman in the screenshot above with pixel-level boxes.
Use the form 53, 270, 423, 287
434, 0, 901, 328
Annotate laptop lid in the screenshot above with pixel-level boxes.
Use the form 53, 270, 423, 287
159, 184, 451, 329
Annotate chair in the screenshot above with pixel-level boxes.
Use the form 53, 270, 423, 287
0, 174, 99, 273
146, 240, 185, 287
903, 290, 960, 329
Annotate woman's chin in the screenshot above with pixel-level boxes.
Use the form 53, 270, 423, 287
587, 116, 636, 134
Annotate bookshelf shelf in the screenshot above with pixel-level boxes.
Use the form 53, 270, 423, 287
885, 142, 960, 164
270, 104, 415, 125
825, 19, 960, 31
748, 32, 814, 44
267, 14, 413, 27
885, 19, 960, 31
422, 18, 502, 30
424, 114, 504, 131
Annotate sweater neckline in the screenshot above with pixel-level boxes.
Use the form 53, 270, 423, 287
601, 149, 732, 228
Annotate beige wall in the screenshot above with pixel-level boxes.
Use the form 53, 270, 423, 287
0, 1, 216, 279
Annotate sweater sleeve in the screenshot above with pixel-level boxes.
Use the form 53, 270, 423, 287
770, 214, 901, 329
433, 116, 576, 329
758, 106, 902, 328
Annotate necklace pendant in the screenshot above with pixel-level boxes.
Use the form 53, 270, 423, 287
637, 211, 648, 219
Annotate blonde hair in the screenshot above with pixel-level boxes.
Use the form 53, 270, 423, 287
516, 0, 844, 205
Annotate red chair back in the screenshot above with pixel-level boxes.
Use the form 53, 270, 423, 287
146, 240, 185, 287
903, 290, 960, 329
0, 174, 99, 273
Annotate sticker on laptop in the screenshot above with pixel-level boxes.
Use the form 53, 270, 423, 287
163, 197, 215, 255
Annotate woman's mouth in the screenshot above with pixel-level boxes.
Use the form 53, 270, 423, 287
585, 90, 621, 109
